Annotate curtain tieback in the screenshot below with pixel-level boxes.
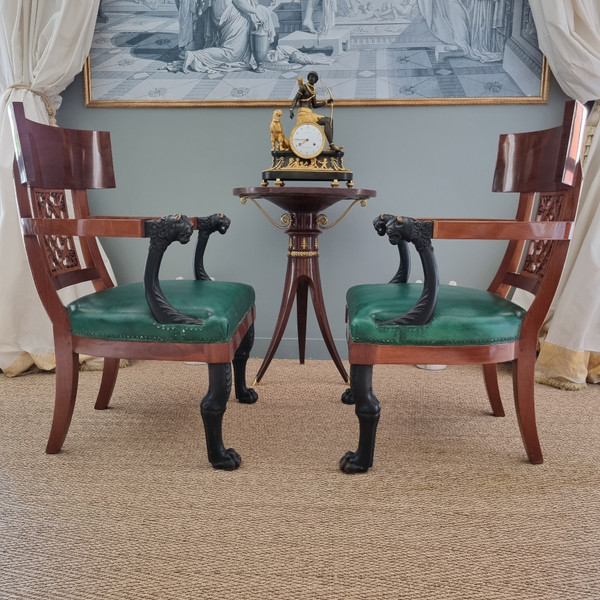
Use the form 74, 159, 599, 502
6, 84, 57, 125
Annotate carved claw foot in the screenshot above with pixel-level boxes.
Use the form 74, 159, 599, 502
341, 388, 354, 404
211, 447, 242, 470
339, 450, 370, 474
236, 387, 258, 404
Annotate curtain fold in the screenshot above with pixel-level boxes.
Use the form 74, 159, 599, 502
529, 0, 600, 389
0, 0, 101, 376
528, 0, 600, 103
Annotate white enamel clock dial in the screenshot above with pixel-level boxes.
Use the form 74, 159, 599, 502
290, 123, 326, 159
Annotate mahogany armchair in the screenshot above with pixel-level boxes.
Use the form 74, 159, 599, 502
341, 100, 587, 473
9, 102, 257, 470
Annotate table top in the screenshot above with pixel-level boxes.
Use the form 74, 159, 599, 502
234, 186, 376, 213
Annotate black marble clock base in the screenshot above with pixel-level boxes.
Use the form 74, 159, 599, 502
262, 150, 354, 187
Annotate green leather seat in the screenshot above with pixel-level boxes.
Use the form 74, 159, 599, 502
67, 280, 255, 344
347, 283, 525, 346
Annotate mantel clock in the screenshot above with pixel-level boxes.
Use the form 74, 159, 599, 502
261, 71, 354, 188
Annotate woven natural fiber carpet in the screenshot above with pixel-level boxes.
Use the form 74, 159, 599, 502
1, 359, 600, 600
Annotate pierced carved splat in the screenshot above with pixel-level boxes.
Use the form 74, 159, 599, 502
522, 192, 565, 279
33, 190, 79, 274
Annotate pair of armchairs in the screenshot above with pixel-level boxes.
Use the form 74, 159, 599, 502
9, 100, 586, 473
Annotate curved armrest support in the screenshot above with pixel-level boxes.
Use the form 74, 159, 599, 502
373, 214, 411, 283
144, 214, 200, 324
193, 213, 231, 281
378, 215, 439, 326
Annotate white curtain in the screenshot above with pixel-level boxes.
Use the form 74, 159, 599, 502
529, 0, 600, 389
0, 0, 100, 376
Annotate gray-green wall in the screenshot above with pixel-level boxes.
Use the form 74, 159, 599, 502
57, 73, 569, 361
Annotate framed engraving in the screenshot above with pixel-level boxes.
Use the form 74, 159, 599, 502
85, 0, 548, 107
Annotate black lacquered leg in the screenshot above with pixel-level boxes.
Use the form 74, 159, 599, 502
233, 324, 258, 404
340, 364, 380, 474
201, 363, 241, 470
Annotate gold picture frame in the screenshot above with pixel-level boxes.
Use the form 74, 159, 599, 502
85, 0, 549, 108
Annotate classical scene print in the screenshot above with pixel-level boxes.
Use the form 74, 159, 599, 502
87, 0, 547, 105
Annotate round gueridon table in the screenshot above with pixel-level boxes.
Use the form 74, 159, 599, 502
235, 186, 376, 384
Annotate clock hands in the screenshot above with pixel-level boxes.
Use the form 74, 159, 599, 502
296, 139, 320, 149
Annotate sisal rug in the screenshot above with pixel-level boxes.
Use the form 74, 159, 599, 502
1, 359, 599, 599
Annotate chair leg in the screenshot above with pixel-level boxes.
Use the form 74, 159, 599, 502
233, 324, 258, 404
201, 363, 241, 470
46, 343, 80, 454
94, 357, 120, 410
512, 357, 543, 464
483, 363, 505, 417
340, 364, 380, 474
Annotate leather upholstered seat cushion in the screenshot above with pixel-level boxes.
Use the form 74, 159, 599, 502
347, 283, 526, 346
66, 280, 255, 344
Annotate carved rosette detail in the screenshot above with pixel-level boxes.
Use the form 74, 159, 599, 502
522, 192, 564, 278
34, 191, 79, 273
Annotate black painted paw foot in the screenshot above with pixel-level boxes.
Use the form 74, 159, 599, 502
341, 389, 354, 405
211, 448, 242, 470
237, 388, 258, 404
339, 450, 370, 474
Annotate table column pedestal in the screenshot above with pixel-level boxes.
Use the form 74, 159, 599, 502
235, 186, 376, 385
254, 211, 347, 385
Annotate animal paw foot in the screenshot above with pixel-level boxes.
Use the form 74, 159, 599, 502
341, 389, 354, 405
339, 450, 370, 474
237, 388, 258, 404
211, 448, 242, 470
